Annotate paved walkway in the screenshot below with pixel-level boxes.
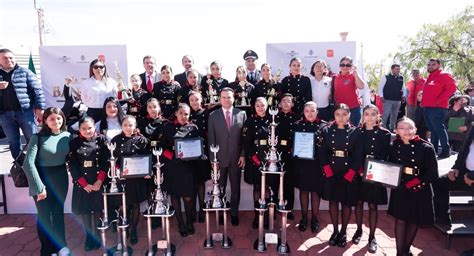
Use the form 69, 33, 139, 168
0, 211, 473, 255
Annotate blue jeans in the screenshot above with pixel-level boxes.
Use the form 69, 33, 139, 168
0, 109, 36, 159
350, 107, 361, 126
423, 107, 449, 152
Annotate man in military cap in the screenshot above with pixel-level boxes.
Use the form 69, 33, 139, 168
243, 50, 261, 85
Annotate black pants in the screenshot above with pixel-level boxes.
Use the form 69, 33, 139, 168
35, 165, 68, 256
219, 166, 241, 216
432, 175, 473, 222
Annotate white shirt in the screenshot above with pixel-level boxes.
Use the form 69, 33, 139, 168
222, 107, 233, 126
77, 77, 118, 109
466, 141, 474, 171
146, 71, 160, 85
310, 76, 332, 108
96, 118, 122, 142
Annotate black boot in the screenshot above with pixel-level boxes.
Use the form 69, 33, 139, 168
298, 216, 308, 232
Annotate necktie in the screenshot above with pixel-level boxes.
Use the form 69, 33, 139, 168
147, 75, 153, 93
249, 72, 254, 80
225, 111, 231, 129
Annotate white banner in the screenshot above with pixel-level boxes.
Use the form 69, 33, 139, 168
39, 45, 128, 108
266, 41, 357, 77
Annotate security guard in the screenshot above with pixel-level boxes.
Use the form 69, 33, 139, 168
68, 117, 108, 251
243, 50, 261, 85
388, 117, 438, 256
152, 65, 181, 119
280, 58, 312, 114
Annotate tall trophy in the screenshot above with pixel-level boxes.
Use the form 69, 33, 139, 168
205, 66, 217, 105
203, 145, 232, 249
114, 61, 132, 101
144, 148, 176, 256
237, 81, 250, 107
97, 142, 132, 256
254, 107, 291, 254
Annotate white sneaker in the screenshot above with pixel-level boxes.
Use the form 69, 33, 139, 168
58, 247, 70, 256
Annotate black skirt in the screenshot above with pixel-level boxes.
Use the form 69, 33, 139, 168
322, 176, 360, 206
358, 180, 388, 205
162, 159, 196, 197
388, 186, 434, 225
293, 158, 323, 193
195, 159, 211, 183
124, 178, 149, 205
72, 186, 103, 215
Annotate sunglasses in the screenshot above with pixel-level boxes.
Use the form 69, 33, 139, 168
339, 63, 352, 68
93, 65, 105, 70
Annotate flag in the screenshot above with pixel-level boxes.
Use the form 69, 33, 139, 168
28, 52, 36, 74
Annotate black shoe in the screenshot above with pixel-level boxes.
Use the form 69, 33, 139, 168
252, 215, 258, 229
187, 223, 195, 235
352, 229, 362, 244
198, 210, 205, 223
298, 217, 308, 232
310, 218, 319, 233
287, 212, 294, 220
231, 215, 239, 226
130, 229, 138, 245
337, 233, 347, 248
368, 237, 377, 253
437, 150, 450, 159
178, 224, 189, 237
329, 232, 339, 246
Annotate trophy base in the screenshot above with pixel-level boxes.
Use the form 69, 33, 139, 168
106, 245, 133, 256
145, 243, 176, 256
253, 238, 267, 252
277, 240, 291, 255
203, 238, 215, 249
221, 237, 232, 249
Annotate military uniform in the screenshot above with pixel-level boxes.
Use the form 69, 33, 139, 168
111, 133, 150, 204
242, 115, 274, 185
200, 75, 229, 105
357, 125, 391, 205
229, 81, 255, 115
279, 74, 312, 114
292, 118, 326, 193
387, 136, 438, 225
126, 88, 151, 119
253, 79, 280, 107
68, 134, 108, 214
138, 116, 168, 149
275, 111, 300, 209
190, 108, 211, 183
178, 83, 201, 106
320, 123, 363, 206
159, 120, 200, 197
152, 81, 181, 119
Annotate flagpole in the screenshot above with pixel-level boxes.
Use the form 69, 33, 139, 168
34, 0, 45, 46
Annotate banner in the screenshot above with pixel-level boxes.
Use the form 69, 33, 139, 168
39, 45, 128, 108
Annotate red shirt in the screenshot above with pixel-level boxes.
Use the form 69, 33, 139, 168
406, 78, 425, 106
334, 73, 359, 109
421, 69, 456, 108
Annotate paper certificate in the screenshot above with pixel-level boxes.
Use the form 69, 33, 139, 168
363, 158, 403, 188
121, 155, 152, 178
175, 138, 203, 160
292, 132, 315, 160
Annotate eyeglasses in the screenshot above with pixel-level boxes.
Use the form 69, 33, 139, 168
93, 65, 105, 70
339, 63, 352, 68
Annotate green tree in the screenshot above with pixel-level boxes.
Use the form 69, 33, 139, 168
393, 6, 473, 90
364, 63, 384, 90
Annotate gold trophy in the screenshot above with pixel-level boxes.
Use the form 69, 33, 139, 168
238, 81, 249, 107
114, 61, 131, 100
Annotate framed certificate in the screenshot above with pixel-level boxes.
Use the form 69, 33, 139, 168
363, 158, 403, 188
292, 131, 315, 160
121, 155, 152, 178
175, 138, 203, 160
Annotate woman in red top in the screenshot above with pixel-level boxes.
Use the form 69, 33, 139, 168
332, 56, 365, 126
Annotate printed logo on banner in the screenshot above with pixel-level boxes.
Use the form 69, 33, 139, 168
327, 49, 334, 58
309, 49, 314, 55
304, 49, 318, 59
286, 50, 298, 57
58, 55, 71, 62
77, 54, 89, 63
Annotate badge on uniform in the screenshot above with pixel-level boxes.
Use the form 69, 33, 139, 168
84, 161, 93, 168
130, 107, 138, 113
259, 140, 267, 146
403, 167, 414, 175
280, 140, 288, 146
151, 141, 157, 147
165, 100, 172, 105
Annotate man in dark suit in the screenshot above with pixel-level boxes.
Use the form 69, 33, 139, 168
208, 87, 247, 226
244, 50, 261, 85
174, 55, 202, 86
139, 55, 161, 93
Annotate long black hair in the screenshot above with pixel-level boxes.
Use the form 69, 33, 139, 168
98, 97, 125, 134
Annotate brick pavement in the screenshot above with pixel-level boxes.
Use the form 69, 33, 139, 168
0, 211, 472, 255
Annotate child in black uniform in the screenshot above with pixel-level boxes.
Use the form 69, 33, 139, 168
68, 117, 108, 251
388, 117, 438, 256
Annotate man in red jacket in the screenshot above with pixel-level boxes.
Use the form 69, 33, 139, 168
406, 69, 425, 120
421, 59, 457, 158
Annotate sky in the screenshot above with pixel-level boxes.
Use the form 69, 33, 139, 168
0, 0, 471, 78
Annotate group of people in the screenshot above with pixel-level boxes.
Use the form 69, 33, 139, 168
1, 47, 473, 256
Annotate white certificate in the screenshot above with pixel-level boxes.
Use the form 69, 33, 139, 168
363, 158, 403, 188
121, 155, 152, 178
175, 138, 203, 160
292, 132, 315, 160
